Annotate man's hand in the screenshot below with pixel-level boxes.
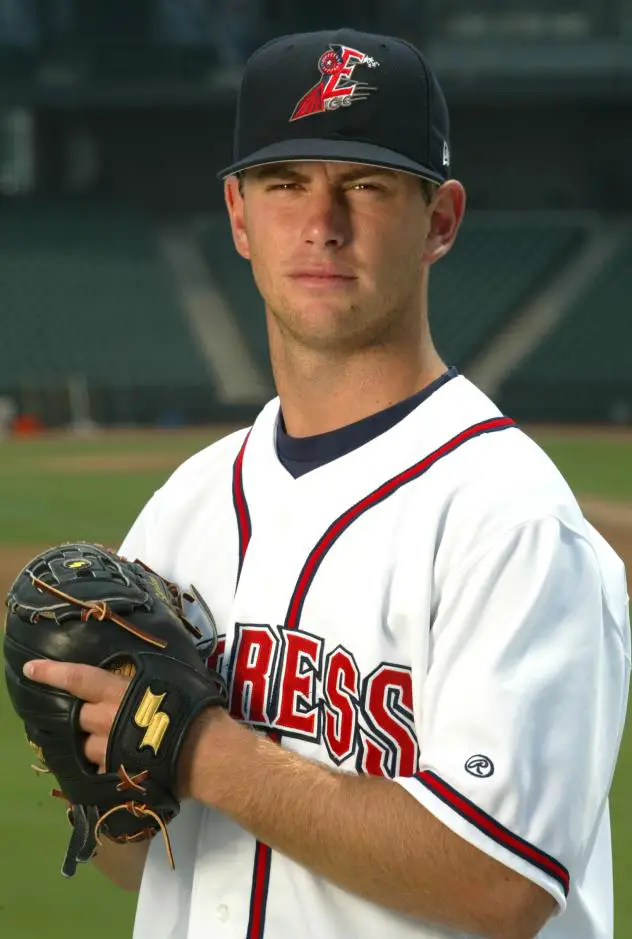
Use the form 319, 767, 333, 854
5, 542, 228, 880
22, 658, 213, 797
23, 660, 130, 772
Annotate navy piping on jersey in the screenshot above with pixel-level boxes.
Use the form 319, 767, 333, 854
246, 841, 273, 939
276, 366, 459, 478
229, 411, 569, 938
415, 771, 570, 897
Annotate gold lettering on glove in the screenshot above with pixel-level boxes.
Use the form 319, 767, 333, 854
134, 689, 170, 754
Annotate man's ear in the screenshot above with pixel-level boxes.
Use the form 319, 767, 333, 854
423, 180, 466, 267
224, 176, 251, 261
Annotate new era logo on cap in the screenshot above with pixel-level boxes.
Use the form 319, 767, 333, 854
219, 28, 452, 185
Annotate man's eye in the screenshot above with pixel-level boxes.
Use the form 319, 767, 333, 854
267, 182, 300, 191
350, 183, 381, 192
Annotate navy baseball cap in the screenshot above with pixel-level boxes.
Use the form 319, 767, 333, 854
218, 28, 451, 184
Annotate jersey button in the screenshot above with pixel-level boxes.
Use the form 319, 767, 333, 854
217, 904, 230, 923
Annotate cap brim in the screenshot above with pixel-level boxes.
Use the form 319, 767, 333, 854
217, 138, 444, 184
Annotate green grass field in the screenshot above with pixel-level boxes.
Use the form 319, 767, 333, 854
0, 426, 631, 937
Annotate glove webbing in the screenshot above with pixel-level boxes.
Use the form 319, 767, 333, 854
28, 574, 168, 648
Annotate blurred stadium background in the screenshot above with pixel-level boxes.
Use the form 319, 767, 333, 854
0, 1, 631, 936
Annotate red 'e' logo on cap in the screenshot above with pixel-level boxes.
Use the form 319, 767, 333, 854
290, 44, 380, 122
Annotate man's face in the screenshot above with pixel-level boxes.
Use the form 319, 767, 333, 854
225, 161, 456, 353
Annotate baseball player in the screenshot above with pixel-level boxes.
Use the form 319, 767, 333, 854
25, 28, 630, 939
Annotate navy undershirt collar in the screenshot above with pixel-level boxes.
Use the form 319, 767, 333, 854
276, 366, 459, 479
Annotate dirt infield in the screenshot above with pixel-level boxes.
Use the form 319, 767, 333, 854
0, 545, 42, 599
2, 497, 631, 610
43, 454, 186, 473
15, 424, 631, 442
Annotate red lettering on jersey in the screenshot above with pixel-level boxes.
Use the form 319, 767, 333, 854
358, 665, 418, 778
357, 730, 392, 776
272, 629, 323, 739
206, 636, 226, 675
323, 646, 360, 765
229, 624, 277, 725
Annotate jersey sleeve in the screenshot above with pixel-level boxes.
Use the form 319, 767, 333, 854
395, 516, 630, 912
117, 491, 160, 563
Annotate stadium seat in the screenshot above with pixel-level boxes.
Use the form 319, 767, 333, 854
0, 199, 215, 418
499, 227, 632, 421
428, 214, 585, 366
197, 213, 273, 383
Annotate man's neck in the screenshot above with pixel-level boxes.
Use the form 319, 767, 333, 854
270, 332, 447, 439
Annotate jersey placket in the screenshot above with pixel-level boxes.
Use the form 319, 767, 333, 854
230, 415, 516, 939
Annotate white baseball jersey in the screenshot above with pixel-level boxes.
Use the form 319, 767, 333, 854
121, 374, 630, 939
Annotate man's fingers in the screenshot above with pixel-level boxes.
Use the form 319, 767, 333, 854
83, 734, 107, 770
22, 660, 128, 704
79, 701, 121, 735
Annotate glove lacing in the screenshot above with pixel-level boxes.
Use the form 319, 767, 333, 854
52, 763, 175, 869
94, 802, 175, 868
29, 574, 168, 649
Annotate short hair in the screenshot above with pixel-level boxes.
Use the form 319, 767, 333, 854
237, 171, 439, 204
419, 178, 439, 204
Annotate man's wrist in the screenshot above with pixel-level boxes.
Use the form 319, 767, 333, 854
177, 707, 243, 804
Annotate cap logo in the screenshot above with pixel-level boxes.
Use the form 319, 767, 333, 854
290, 44, 380, 122
442, 140, 450, 168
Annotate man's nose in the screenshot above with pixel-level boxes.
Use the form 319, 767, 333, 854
301, 190, 351, 249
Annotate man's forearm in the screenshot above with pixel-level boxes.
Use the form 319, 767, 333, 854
91, 836, 148, 892
180, 711, 554, 939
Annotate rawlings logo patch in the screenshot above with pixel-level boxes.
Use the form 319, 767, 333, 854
290, 43, 380, 122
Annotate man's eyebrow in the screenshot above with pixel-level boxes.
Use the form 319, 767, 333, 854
246, 164, 400, 184
247, 164, 310, 182
335, 167, 399, 184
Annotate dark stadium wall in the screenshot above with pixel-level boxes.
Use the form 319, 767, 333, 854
34, 103, 236, 213
32, 99, 632, 214
448, 101, 632, 212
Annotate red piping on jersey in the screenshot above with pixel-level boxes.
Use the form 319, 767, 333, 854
232, 429, 276, 939
232, 414, 517, 938
232, 430, 252, 585
245, 840, 273, 939
416, 770, 570, 897
285, 416, 515, 630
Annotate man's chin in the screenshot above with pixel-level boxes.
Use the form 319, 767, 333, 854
286, 305, 359, 339
281, 314, 386, 354
283, 285, 361, 320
